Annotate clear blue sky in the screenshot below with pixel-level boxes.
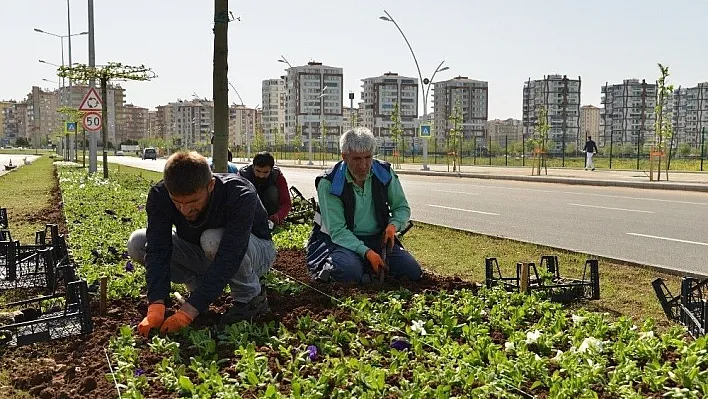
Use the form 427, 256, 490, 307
2, 0, 706, 119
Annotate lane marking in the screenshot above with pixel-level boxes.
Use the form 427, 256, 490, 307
433, 190, 480, 195
428, 204, 499, 216
568, 203, 654, 213
627, 233, 708, 247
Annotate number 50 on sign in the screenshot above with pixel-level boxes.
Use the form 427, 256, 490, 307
82, 112, 102, 132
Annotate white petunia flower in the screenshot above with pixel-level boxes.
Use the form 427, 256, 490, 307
525, 330, 542, 344
551, 350, 564, 361
639, 331, 654, 339
411, 320, 427, 336
504, 342, 515, 352
629, 325, 638, 331
578, 337, 603, 353
571, 314, 586, 324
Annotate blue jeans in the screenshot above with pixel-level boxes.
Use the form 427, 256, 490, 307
127, 228, 275, 303
329, 234, 422, 283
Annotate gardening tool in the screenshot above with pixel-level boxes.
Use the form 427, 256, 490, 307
378, 243, 391, 284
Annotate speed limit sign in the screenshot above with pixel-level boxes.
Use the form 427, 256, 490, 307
82, 112, 102, 132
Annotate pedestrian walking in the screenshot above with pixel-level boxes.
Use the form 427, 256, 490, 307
583, 136, 598, 171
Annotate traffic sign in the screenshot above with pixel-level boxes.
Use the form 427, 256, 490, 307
65, 121, 77, 134
78, 87, 103, 112
420, 124, 431, 137
82, 112, 102, 132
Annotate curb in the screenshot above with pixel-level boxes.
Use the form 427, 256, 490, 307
275, 162, 708, 193
416, 220, 708, 279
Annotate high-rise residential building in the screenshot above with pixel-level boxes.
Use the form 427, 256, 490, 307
433, 76, 489, 147
601, 79, 657, 149
487, 118, 522, 147
1, 101, 26, 146
283, 61, 343, 150
147, 110, 161, 141
342, 106, 362, 131
159, 99, 214, 150
122, 104, 149, 143
229, 104, 260, 152
26, 86, 60, 147
522, 75, 581, 153
261, 78, 285, 143
0, 100, 16, 145
580, 105, 601, 147
671, 83, 708, 148
361, 72, 418, 152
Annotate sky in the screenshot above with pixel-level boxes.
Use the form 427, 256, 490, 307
2, 0, 707, 119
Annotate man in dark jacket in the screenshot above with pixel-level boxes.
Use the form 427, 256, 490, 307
238, 152, 291, 226
583, 136, 599, 171
127, 151, 276, 336
306, 127, 422, 283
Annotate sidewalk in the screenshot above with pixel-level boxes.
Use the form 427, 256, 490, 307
271, 158, 708, 193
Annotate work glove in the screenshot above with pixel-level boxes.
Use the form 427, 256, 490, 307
137, 303, 165, 337
365, 249, 388, 275
268, 214, 281, 225
382, 224, 396, 251
160, 309, 194, 334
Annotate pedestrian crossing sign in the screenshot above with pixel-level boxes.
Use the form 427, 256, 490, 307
420, 124, 431, 137
65, 122, 77, 134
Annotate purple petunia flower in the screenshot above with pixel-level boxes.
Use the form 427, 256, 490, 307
390, 339, 412, 351
137, 205, 144, 211
122, 251, 129, 259
125, 260, 134, 272
134, 368, 144, 377
306, 345, 318, 361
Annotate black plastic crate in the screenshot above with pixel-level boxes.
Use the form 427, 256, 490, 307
0, 208, 7, 229
486, 255, 600, 303
0, 225, 69, 291
0, 280, 93, 347
653, 277, 707, 337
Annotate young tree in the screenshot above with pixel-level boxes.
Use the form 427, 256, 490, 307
59, 62, 155, 178
253, 125, 266, 153
447, 100, 463, 172
653, 63, 674, 181
56, 106, 83, 162
530, 107, 550, 175
292, 123, 303, 164
319, 119, 328, 165
390, 102, 403, 168
274, 126, 285, 158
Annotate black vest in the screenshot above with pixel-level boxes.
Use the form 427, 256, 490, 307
238, 165, 281, 194
315, 160, 391, 233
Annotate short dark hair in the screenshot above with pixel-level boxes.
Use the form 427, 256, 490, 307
163, 151, 212, 195
587, 136, 592, 140
252, 152, 274, 168
227, 149, 233, 162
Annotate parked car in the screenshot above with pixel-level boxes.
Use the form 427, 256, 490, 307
116, 151, 125, 156
142, 147, 157, 160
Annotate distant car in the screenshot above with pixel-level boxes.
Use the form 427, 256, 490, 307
142, 147, 157, 160
116, 151, 125, 156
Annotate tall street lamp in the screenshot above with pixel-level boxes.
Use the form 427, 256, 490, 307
379, 10, 449, 171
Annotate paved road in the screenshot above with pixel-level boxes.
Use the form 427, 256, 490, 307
107, 156, 708, 276
0, 154, 40, 177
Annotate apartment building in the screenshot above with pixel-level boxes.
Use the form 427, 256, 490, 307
671, 83, 708, 148
159, 99, 214, 149
147, 110, 161, 140
600, 79, 657, 149
342, 106, 362, 131
229, 104, 260, 151
1, 101, 27, 146
433, 76, 489, 147
487, 118, 522, 147
261, 78, 285, 143
361, 72, 418, 152
26, 86, 60, 147
522, 75, 581, 153
122, 104, 149, 143
283, 61, 343, 149
580, 105, 601, 146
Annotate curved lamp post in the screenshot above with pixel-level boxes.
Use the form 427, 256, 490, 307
379, 10, 449, 171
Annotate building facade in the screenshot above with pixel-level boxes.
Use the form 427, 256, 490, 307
283, 61, 343, 150
600, 79, 657, 149
261, 78, 285, 144
159, 99, 214, 150
228, 104, 260, 153
433, 76, 489, 148
580, 105, 601, 146
522, 75, 581, 154
361, 72, 418, 153
671, 83, 708, 148
122, 104, 149, 143
487, 118, 522, 147
1, 101, 27, 146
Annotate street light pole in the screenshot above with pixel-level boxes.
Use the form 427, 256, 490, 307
380, 10, 449, 171
278, 55, 299, 154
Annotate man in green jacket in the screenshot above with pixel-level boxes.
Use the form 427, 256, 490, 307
306, 127, 422, 283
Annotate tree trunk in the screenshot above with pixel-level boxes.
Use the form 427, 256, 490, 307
212, 0, 229, 172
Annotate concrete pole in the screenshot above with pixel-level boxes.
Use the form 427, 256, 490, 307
67, 0, 76, 162
88, 0, 97, 174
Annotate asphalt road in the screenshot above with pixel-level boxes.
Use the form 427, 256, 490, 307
107, 156, 708, 276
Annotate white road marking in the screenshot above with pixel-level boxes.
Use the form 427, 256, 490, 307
428, 204, 499, 216
627, 233, 708, 247
569, 203, 654, 213
433, 190, 480, 195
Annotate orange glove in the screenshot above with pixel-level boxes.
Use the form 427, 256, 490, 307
160, 309, 194, 334
137, 303, 165, 338
365, 249, 387, 275
382, 224, 396, 251
268, 214, 281, 225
